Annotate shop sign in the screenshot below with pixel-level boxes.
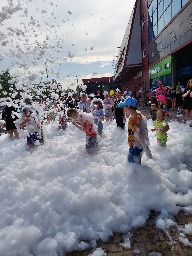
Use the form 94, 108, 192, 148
149, 56, 172, 79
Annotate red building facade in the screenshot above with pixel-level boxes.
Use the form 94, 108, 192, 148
114, 0, 192, 93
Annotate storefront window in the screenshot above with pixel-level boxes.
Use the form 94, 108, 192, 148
164, 5, 172, 26
182, 0, 189, 7
182, 65, 192, 75
172, 0, 181, 17
165, 74, 172, 86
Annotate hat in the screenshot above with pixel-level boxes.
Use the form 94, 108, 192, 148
118, 96, 137, 108
23, 97, 32, 105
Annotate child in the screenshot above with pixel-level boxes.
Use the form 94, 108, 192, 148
151, 109, 169, 147
119, 97, 152, 164
67, 108, 98, 152
150, 103, 158, 121
103, 91, 113, 121
114, 90, 125, 129
91, 99, 104, 135
2, 99, 19, 140
78, 93, 90, 113
58, 108, 67, 130
19, 106, 43, 148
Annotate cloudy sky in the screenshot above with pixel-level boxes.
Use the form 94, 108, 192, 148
0, 0, 135, 89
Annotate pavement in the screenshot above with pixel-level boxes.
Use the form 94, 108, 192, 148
66, 211, 192, 256
66, 107, 192, 256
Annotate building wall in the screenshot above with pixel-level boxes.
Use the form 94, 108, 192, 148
126, 0, 142, 66
140, 0, 150, 90
148, 1, 192, 65
148, 0, 192, 87
114, 0, 191, 94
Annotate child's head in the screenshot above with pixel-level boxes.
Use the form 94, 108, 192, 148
151, 103, 157, 110
67, 108, 78, 119
118, 96, 137, 113
80, 93, 87, 102
103, 91, 109, 99
156, 109, 165, 122
22, 107, 32, 117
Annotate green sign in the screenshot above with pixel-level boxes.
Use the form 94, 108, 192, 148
149, 56, 172, 79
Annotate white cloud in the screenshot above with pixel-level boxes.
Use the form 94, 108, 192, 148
0, 0, 135, 85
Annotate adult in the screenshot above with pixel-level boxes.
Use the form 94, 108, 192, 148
155, 81, 167, 108
78, 93, 90, 113
138, 86, 145, 108
170, 83, 177, 110
182, 79, 192, 122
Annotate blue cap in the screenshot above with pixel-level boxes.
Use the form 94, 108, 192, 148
118, 96, 137, 107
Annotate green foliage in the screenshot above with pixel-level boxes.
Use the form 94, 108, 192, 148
76, 84, 83, 96
0, 71, 65, 100
0, 70, 15, 98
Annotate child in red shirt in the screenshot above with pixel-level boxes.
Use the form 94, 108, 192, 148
67, 109, 98, 152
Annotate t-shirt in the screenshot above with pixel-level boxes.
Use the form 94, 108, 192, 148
153, 120, 168, 140
156, 87, 166, 102
78, 101, 90, 112
78, 113, 97, 137
93, 109, 104, 120
114, 99, 124, 117
128, 112, 149, 148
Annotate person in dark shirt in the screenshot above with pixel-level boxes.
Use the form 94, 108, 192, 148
150, 104, 158, 121
2, 100, 19, 139
113, 91, 125, 129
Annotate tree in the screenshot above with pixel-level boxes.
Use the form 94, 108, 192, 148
0, 70, 22, 99
76, 84, 83, 96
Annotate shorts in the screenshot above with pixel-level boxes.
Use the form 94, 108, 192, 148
86, 135, 98, 149
105, 109, 112, 118
157, 138, 167, 147
59, 123, 67, 130
6, 121, 17, 131
94, 120, 103, 134
128, 146, 143, 164
27, 132, 42, 146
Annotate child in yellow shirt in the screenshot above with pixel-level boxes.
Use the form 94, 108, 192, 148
151, 109, 169, 147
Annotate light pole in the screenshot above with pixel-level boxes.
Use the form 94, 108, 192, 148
45, 61, 48, 79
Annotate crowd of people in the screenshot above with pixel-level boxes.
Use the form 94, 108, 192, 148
0, 78, 191, 163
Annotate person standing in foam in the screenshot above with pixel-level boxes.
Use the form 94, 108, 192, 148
67, 108, 98, 152
119, 97, 152, 164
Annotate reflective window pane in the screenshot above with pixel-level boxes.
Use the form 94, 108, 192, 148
148, 3, 153, 17
153, 23, 158, 38
164, 0, 171, 11
152, 0, 158, 12
172, 0, 181, 17
158, 2, 164, 19
164, 5, 171, 26
182, 0, 188, 7
153, 8, 157, 25
148, 28, 154, 43
158, 15, 164, 34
